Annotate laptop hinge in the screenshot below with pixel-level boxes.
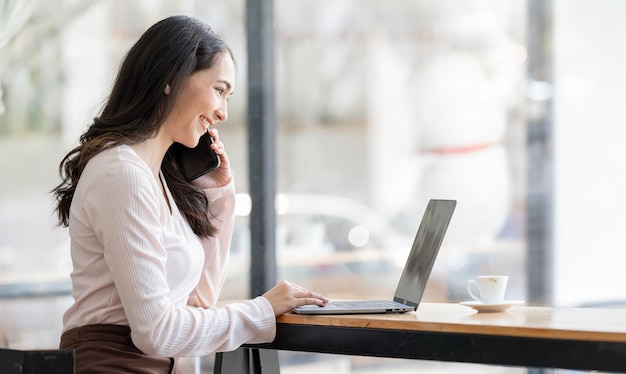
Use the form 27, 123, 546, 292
394, 297, 418, 308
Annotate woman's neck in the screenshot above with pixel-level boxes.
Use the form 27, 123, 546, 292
130, 136, 171, 179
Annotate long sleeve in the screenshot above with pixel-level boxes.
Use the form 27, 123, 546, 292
63, 145, 276, 358
187, 182, 236, 308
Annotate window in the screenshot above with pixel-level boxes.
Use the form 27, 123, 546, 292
2, 1, 625, 373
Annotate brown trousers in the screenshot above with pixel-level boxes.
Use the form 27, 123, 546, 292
60, 324, 181, 374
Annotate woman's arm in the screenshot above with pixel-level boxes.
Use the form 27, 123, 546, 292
187, 180, 236, 308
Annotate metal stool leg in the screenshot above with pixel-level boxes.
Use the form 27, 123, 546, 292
214, 348, 249, 374
251, 348, 280, 374
214, 348, 280, 374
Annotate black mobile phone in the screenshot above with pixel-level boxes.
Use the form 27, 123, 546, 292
171, 132, 220, 182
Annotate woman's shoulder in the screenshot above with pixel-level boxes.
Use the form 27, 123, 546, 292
73, 145, 161, 211
89, 144, 145, 168
92, 144, 142, 164
82, 144, 153, 186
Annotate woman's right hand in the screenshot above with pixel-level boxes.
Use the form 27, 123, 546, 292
262, 280, 329, 317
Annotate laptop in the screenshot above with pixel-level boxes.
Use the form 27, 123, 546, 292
292, 199, 456, 315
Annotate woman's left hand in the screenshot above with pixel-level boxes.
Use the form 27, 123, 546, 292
193, 128, 232, 189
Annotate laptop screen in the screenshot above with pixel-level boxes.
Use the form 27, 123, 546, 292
393, 199, 456, 307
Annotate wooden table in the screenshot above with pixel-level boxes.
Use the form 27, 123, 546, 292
214, 302, 626, 373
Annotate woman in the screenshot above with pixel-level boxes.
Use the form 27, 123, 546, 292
52, 15, 327, 373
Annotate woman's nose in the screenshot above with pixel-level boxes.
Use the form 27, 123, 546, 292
215, 107, 227, 122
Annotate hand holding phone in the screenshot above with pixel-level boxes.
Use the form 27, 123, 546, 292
171, 132, 221, 182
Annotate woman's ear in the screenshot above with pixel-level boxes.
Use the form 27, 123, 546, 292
164, 84, 171, 95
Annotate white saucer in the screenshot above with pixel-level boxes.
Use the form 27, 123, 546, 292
459, 300, 525, 313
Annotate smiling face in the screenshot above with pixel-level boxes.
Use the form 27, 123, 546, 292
162, 52, 236, 148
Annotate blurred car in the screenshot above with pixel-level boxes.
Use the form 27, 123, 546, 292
222, 193, 413, 300
232, 193, 409, 254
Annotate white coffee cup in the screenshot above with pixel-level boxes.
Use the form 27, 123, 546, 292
467, 275, 508, 304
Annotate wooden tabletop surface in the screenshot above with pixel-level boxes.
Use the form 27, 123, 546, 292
277, 302, 626, 343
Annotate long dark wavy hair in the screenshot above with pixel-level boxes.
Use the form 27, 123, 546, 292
52, 15, 233, 237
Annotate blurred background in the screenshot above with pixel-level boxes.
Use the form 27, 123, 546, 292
1, 0, 625, 373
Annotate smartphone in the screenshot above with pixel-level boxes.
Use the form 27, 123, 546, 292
171, 132, 220, 182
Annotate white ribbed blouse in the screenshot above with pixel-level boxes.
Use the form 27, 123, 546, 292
62, 144, 275, 357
